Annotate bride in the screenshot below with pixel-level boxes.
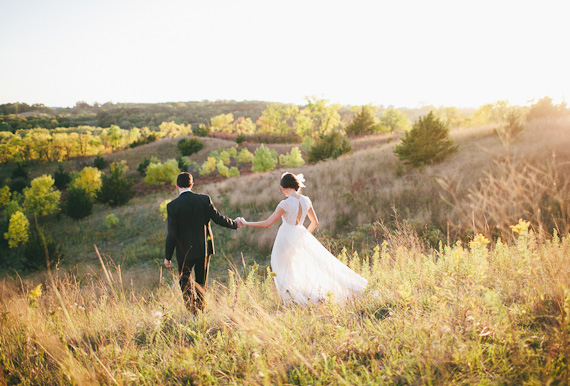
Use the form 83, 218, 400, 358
238, 172, 368, 305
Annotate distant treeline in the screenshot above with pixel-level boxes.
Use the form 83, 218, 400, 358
0, 99, 472, 134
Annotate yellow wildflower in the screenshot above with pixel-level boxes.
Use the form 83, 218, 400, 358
510, 219, 530, 234
28, 283, 42, 299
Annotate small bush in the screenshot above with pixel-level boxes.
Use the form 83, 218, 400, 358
93, 155, 109, 170
105, 213, 119, 228
236, 134, 246, 144
199, 157, 218, 176
193, 124, 211, 137
64, 188, 93, 220
237, 148, 254, 164
217, 161, 240, 178
252, 145, 278, 172
97, 174, 135, 207
177, 156, 192, 172
279, 146, 305, 167
307, 131, 351, 163
53, 164, 71, 190
137, 157, 151, 176
394, 111, 457, 167
177, 138, 204, 156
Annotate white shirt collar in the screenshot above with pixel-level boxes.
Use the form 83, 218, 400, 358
178, 188, 192, 195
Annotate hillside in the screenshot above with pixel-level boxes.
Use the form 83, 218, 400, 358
1, 117, 569, 385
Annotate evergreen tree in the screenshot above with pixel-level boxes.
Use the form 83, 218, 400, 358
394, 111, 457, 167
345, 105, 380, 137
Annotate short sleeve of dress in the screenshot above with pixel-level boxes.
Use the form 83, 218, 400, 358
278, 199, 288, 211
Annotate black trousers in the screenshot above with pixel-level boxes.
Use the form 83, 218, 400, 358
178, 256, 210, 312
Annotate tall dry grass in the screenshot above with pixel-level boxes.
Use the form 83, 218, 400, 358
1, 225, 569, 385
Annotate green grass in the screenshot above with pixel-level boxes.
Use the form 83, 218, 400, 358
1, 227, 569, 385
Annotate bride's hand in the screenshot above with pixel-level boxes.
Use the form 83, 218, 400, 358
239, 217, 247, 227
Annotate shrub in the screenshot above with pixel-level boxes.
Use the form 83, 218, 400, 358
144, 159, 179, 186
23, 175, 61, 216
63, 188, 93, 220
237, 148, 254, 164
193, 124, 211, 137
159, 199, 170, 221
217, 161, 240, 178
394, 111, 457, 167
93, 155, 109, 170
4, 211, 29, 248
177, 138, 204, 156
69, 167, 102, 198
307, 131, 351, 163
137, 157, 151, 175
53, 164, 71, 190
279, 146, 305, 167
97, 172, 135, 207
105, 213, 119, 228
236, 135, 246, 144
199, 157, 218, 176
252, 145, 278, 172
177, 156, 192, 172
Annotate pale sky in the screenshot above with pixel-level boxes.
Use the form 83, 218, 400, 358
1, 0, 568, 108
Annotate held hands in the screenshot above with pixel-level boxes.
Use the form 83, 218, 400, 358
164, 259, 172, 268
234, 217, 247, 228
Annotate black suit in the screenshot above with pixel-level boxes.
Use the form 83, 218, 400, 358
165, 190, 237, 311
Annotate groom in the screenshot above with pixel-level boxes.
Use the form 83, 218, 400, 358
164, 172, 241, 313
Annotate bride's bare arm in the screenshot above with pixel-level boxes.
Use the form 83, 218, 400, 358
306, 207, 319, 233
243, 207, 285, 229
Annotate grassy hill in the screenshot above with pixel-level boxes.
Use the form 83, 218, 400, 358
1, 117, 569, 384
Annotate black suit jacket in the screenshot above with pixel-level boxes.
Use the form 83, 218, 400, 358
165, 191, 237, 265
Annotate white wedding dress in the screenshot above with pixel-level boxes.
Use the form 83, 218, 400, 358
271, 195, 368, 305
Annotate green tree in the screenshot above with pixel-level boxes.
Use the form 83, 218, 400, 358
69, 167, 102, 198
97, 161, 135, 207
298, 97, 341, 139
257, 104, 300, 135
345, 105, 381, 137
380, 108, 411, 132
394, 111, 457, 167
252, 145, 278, 172
4, 211, 29, 248
279, 146, 305, 167
307, 131, 351, 163
23, 175, 61, 216
526, 96, 570, 121
64, 188, 93, 220
210, 113, 235, 133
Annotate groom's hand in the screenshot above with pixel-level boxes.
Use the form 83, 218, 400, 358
164, 259, 172, 268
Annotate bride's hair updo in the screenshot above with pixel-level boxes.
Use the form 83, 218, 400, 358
280, 172, 303, 191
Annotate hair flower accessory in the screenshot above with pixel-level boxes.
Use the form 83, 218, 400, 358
296, 173, 306, 188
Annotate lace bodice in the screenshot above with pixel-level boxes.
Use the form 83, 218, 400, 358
278, 195, 312, 226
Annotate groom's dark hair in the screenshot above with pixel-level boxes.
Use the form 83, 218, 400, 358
177, 172, 193, 188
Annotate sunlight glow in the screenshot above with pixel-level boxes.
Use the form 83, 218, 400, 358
0, 0, 568, 108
